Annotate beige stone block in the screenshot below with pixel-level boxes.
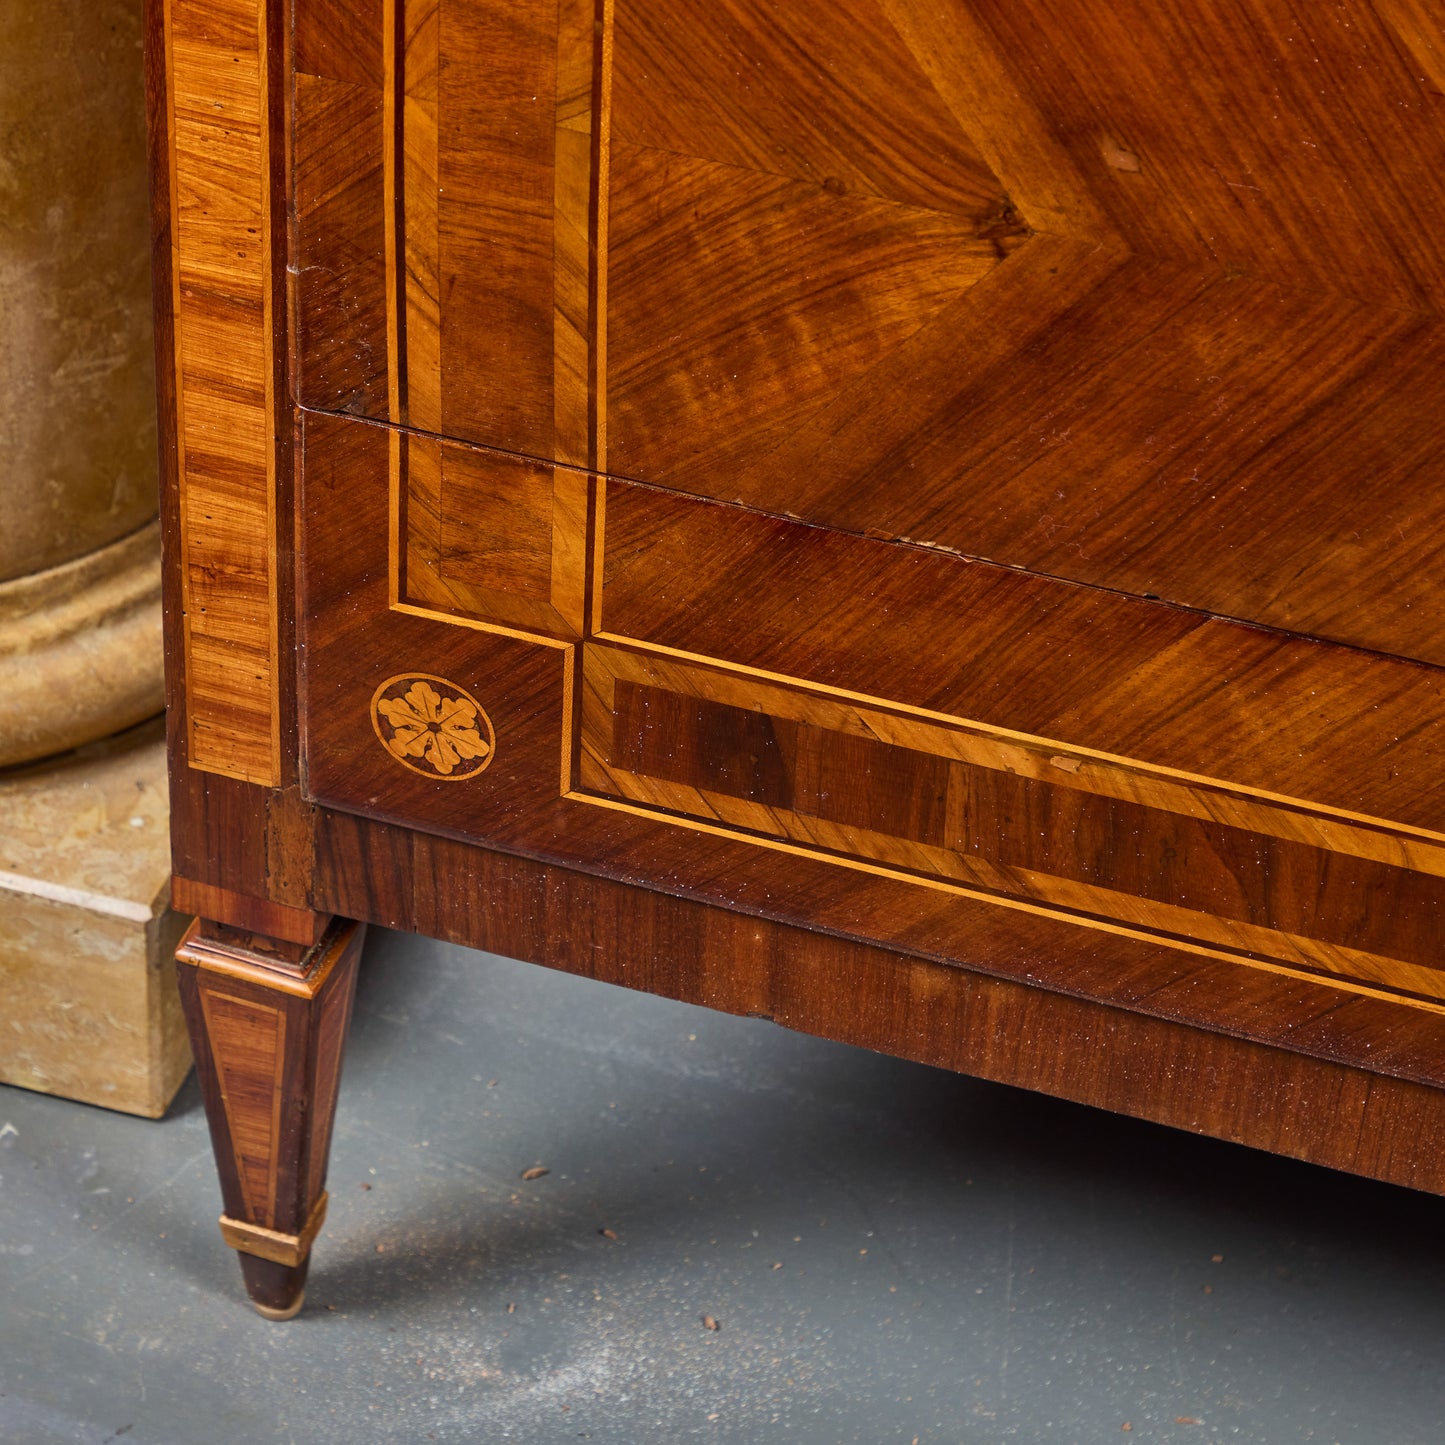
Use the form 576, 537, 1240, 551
0, 718, 191, 1117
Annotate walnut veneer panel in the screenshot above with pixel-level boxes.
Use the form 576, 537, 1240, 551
293, 0, 1445, 665
260, 0, 1445, 1075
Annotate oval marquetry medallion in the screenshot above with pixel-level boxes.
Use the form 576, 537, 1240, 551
370, 674, 495, 780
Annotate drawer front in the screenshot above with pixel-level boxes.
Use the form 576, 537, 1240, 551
299, 412, 1445, 1049
293, 0, 1445, 665
276, 0, 1445, 1057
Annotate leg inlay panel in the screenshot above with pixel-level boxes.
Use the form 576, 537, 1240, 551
197, 991, 286, 1223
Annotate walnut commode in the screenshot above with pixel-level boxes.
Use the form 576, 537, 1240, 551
151, 0, 1445, 1316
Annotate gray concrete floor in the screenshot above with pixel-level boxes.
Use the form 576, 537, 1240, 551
3, 928, 1444, 1444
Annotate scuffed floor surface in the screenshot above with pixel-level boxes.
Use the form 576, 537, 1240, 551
3, 929, 1444, 1444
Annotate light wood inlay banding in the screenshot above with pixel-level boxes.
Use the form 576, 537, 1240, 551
394, 438, 588, 641
593, 0, 614, 475
582, 645, 1445, 870
402, 0, 442, 434
554, 0, 596, 466
165, 0, 280, 783
384, 0, 443, 432
577, 643, 1445, 1009
307, 972, 355, 1205
381, 3, 602, 638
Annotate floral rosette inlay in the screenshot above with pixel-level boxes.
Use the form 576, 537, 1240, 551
370, 675, 495, 780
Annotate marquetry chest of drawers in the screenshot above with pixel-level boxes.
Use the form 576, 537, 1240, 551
151, 0, 1445, 1315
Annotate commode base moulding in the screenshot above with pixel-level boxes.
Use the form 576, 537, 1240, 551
150, 0, 1445, 1316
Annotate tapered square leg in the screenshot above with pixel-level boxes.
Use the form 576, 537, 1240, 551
175, 916, 364, 1319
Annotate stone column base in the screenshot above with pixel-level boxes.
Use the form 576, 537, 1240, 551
0, 521, 165, 769
0, 717, 191, 1117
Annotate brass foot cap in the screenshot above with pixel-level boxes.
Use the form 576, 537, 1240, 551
250, 1292, 305, 1322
